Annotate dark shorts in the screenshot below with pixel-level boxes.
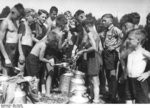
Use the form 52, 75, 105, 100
76, 55, 87, 73
124, 77, 150, 103
3, 43, 19, 76
25, 54, 41, 78
22, 45, 32, 58
103, 49, 119, 70
87, 51, 102, 76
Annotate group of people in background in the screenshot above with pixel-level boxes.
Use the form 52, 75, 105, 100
0, 3, 150, 104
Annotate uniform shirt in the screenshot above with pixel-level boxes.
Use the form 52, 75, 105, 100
127, 47, 147, 78
104, 24, 123, 50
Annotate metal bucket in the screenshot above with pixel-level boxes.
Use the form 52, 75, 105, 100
69, 71, 85, 94
59, 72, 73, 96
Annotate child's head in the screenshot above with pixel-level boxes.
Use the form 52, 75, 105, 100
49, 6, 58, 21
11, 3, 25, 20
102, 13, 113, 28
120, 13, 134, 35
74, 10, 86, 23
24, 9, 36, 24
38, 9, 48, 24
82, 18, 94, 33
130, 12, 140, 25
64, 11, 72, 20
56, 14, 67, 30
47, 31, 58, 49
127, 29, 147, 48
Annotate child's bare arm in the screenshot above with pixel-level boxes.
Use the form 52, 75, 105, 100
143, 49, 150, 60
137, 49, 150, 82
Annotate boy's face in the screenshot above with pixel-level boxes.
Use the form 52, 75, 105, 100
127, 33, 139, 48
78, 13, 86, 23
102, 17, 112, 28
50, 11, 57, 21
10, 7, 21, 20
39, 13, 47, 23
26, 15, 34, 25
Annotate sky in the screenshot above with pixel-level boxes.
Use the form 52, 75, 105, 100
0, 0, 150, 25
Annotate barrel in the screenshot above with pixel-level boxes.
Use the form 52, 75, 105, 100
59, 72, 73, 96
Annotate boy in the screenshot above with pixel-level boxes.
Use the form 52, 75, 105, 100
25, 31, 58, 95
46, 6, 58, 30
125, 29, 150, 103
31, 9, 48, 43
0, 3, 25, 76
18, 9, 35, 73
77, 18, 103, 103
102, 14, 124, 103
44, 14, 67, 97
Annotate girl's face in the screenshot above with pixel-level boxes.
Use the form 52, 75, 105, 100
39, 13, 47, 23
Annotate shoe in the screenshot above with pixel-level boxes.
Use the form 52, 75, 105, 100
92, 99, 105, 104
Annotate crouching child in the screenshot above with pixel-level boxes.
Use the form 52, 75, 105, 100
25, 31, 58, 98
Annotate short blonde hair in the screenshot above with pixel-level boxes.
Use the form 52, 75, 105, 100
128, 29, 147, 45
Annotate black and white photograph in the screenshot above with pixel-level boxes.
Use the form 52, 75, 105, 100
0, 0, 150, 105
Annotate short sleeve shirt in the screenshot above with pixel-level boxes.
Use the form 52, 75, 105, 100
104, 24, 123, 49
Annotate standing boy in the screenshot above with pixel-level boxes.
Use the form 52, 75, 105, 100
124, 29, 150, 103
0, 3, 25, 76
102, 14, 124, 102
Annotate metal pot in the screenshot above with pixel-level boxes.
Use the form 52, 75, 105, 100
59, 72, 73, 95
74, 70, 85, 79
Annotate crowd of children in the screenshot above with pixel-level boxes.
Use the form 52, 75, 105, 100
0, 3, 150, 104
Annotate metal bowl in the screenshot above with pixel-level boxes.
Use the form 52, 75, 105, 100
55, 62, 69, 67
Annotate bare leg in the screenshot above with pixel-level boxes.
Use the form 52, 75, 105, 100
46, 74, 53, 97
45, 62, 54, 97
92, 75, 100, 103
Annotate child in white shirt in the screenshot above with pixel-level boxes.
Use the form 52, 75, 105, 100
124, 29, 150, 103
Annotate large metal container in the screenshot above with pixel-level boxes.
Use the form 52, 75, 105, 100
59, 72, 73, 95
69, 71, 85, 93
